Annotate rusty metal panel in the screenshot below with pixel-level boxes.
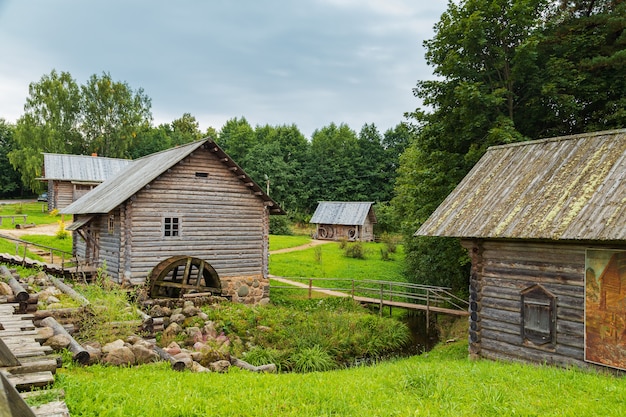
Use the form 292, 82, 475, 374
417, 129, 626, 241
310, 201, 375, 226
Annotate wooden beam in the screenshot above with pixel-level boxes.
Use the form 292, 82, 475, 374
0, 371, 37, 417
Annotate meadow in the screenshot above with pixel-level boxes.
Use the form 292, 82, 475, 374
4, 216, 625, 416
52, 340, 626, 417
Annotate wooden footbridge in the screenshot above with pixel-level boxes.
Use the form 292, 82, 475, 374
270, 276, 469, 321
0, 234, 93, 279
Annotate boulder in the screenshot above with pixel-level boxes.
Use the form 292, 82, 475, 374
102, 339, 125, 354
103, 346, 136, 366
0, 282, 12, 296
36, 326, 55, 340
44, 334, 71, 350
209, 360, 231, 373
131, 344, 159, 365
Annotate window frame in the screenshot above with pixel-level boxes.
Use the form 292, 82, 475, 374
520, 284, 557, 348
163, 216, 181, 238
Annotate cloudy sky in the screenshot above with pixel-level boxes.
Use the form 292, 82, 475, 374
0, 0, 448, 139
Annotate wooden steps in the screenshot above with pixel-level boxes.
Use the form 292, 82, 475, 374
0, 299, 71, 416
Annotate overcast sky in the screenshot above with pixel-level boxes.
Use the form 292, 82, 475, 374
0, 0, 448, 139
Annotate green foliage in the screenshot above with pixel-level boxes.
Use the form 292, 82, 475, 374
76, 274, 142, 344
9, 70, 152, 191
290, 345, 336, 373
270, 216, 292, 235
203, 300, 410, 371
0, 119, 22, 198
343, 241, 365, 259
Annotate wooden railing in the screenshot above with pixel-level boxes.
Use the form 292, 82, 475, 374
270, 277, 469, 316
0, 233, 87, 275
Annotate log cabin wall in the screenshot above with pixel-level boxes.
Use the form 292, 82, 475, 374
97, 209, 122, 280
51, 181, 74, 211
124, 149, 269, 303
462, 238, 594, 369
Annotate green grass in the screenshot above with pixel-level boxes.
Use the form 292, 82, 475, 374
0, 202, 64, 228
55, 340, 626, 416
269, 241, 406, 282
269, 234, 312, 251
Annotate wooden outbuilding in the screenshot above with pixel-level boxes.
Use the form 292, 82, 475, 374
416, 129, 626, 371
61, 139, 284, 304
39, 153, 131, 210
310, 202, 376, 241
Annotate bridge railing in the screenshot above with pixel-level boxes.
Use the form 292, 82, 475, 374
0, 233, 89, 276
270, 277, 469, 313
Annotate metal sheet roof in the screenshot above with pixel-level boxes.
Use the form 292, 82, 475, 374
416, 129, 626, 241
310, 202, 375, 226
41, 153, 131, 182
60, 139, 284, 215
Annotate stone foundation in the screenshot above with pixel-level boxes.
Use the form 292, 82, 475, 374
220, 275, 269, 305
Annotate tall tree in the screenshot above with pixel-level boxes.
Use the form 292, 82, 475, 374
217, 117, 255, 162
9, 70, 83, 191
305, 123, 360, 211
80, 72, 152, 158
0, 120, 23, 197
395, 0, 552, 291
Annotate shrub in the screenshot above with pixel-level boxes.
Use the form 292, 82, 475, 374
338, 237, 348, 249
381, 232, 401, 253
380, 247, 390, 261
270, 216, 292, 235
313, 246, 322, 263
290, 345, 336, 373
344, 241, 365, 259
56, 220, 69, 239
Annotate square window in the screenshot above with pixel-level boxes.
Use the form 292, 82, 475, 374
164, 217, 180, 237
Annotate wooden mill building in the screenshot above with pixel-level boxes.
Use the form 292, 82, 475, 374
40, 153, 131, 210
61, 139, 284, 304
310, 201, 376, 241
417, 129, 626, 371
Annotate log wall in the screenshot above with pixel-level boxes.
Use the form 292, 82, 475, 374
121, 150, 270, 302
463, 239, 626, 370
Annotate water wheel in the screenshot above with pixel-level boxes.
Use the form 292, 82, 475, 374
149, 256, 221, 298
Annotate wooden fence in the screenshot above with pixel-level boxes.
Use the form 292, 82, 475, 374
270, 277, 469, 320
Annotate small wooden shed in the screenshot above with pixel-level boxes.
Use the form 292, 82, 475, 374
416, 129, 626, 371
61, 139, 284, 304
39, 153, 131, 210
310, 202, 376, 241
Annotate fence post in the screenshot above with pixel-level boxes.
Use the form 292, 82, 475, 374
379, 284, 383, 316
308, 278, 312, 299
426, 290, 430, 332
351, 280, 355, 298
389, 282, 393, 316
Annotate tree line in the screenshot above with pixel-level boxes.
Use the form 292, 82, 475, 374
0, 0, 624, 293
0, 70, 409, 226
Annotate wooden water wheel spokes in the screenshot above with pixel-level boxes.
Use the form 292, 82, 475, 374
149, 256, 221, 298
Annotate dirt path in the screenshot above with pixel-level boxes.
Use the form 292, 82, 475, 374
0, 223, 59, 239
269, 239, 332, 254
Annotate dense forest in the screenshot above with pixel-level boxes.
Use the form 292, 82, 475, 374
0, 0, 624, 292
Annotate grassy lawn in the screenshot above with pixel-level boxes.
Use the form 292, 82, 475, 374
54, 340, 626, 416
0, 202, 64, 228
269, 240, 406, 282
269, 235, 312, 251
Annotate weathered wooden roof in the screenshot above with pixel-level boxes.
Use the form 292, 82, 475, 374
60, 138, 284, 215
310, 202, 376, 226
416, 129, 626, 241
40, 153, 131, 182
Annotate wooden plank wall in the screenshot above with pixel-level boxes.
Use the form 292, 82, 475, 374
126, 150, 266, 284
465, 239, 592, 368
96, 209, 121, 279
52, 181, 74, 211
